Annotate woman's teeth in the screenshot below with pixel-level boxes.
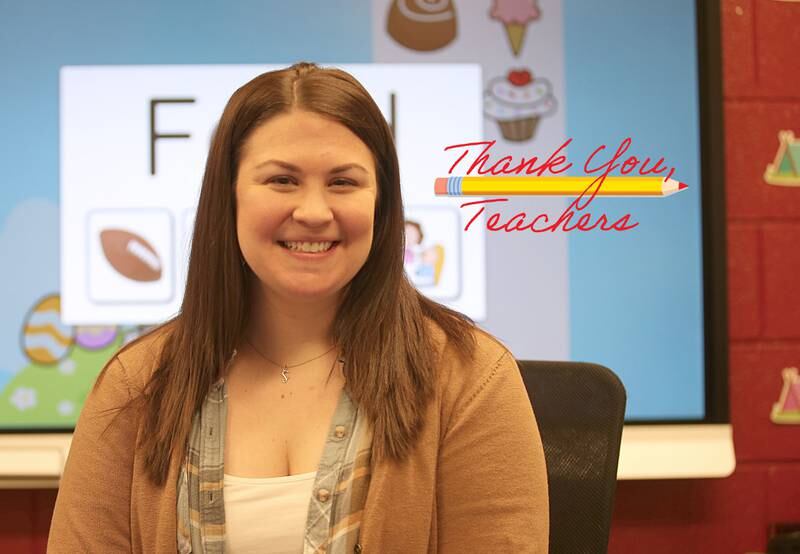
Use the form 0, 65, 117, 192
280, 241, 335, 253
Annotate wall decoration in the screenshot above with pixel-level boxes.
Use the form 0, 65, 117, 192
771, 367, 800, 425
764, 130, 800, 187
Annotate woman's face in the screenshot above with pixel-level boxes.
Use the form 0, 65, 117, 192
235, 109, 378, 305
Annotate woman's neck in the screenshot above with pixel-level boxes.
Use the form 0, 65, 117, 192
244, 289, 340, 365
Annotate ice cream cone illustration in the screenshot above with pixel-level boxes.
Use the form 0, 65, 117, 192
489, 0, 541, 57
387, 0, 458, 52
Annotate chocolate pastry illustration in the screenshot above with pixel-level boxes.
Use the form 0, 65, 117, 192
387, 0, 458, 51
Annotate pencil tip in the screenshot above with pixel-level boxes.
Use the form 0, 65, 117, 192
678, 182, 688, 190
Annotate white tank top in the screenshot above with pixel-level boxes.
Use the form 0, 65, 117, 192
223, 470, 317, 553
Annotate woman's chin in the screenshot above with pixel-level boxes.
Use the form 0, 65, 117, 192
270, 285, 343, 304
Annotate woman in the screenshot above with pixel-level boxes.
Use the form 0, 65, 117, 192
47, 62, 549, 553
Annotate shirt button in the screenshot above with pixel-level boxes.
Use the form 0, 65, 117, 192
317, 488, 331, 502
354, 544, 362, 553
334, 425, 347, 438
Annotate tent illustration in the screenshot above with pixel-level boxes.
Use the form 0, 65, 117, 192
771, 367, 800, 425
764, 130, 800, 187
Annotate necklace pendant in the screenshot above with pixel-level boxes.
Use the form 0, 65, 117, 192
280, 365, 290, 384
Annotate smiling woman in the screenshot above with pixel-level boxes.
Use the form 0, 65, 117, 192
47, 62, 549, 554
236, 109, 378, 306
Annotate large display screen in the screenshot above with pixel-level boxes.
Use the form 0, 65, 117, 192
0, 0, 720, 430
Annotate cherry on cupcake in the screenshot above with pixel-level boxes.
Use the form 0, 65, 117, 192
507, 69, 533, 86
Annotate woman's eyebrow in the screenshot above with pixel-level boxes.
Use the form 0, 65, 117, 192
330, 163, 369, 175
254, 159, 369, 175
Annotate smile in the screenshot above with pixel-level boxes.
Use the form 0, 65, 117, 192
278, 240, 340, 254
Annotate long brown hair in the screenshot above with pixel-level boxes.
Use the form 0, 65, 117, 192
124, 62, 477, 486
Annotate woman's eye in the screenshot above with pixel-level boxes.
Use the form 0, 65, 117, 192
265, 176, 355, 188
268, 176, 295, 185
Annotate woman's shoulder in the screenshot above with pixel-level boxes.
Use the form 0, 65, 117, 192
425, 317, 517, 392
425, 318, 528, 441
108, 321, 174, 391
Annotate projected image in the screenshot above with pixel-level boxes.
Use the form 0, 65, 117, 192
489, 0, 542, 57
60, 64, 486, 326
403, 206, 462, 300
483, 68, 558, 143
385, 0, 458, 51
100, 229, 163, 283
0, 0, 709, 431
0, 291, 154, 427
87, 209, 173, 304
404, 219, 442, 287
372, 0, 705, 421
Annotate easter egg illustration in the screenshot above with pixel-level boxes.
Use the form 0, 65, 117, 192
100, 228, 162, 282
22, 294, 74, 364
74, 325, 118, 350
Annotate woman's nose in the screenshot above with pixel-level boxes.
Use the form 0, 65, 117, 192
291, 186, 334, 226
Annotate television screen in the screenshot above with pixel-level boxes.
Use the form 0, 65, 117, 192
0, 0, 725, 438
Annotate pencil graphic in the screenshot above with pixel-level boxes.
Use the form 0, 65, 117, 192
434, 176, 689, 197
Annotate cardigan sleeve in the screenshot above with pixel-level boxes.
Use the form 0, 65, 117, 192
48, 356, 138, 553
436, 349, 549, 553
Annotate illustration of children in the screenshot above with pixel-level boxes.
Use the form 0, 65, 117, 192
404, 219, 444, 287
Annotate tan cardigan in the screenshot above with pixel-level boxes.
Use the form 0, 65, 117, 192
48, 323, 549, 553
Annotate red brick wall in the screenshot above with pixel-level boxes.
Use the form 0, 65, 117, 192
0, 490, 56, 553
609, 1, 800, 552
1, 2, 799, 553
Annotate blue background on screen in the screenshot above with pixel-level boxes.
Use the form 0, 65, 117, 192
0, 0, 707, 425
564, 0, 705, 419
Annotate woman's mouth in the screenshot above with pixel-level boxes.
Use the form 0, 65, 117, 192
277, 240, 340, 255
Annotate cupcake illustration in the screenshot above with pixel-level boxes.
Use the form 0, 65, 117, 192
386, 0, 458, 51
484, 68, 556, 142
489, 0, 541, 57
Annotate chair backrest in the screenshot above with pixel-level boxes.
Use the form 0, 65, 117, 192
516, 360, 626, 554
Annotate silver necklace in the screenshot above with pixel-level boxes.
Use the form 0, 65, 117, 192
244, 337, 338, 384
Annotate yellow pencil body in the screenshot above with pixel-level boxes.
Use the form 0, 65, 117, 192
434, 176, 688, 197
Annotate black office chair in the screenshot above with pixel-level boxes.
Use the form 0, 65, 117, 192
516, 360, 627, 554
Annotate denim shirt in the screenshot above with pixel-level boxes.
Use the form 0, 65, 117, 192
177, 374, 373, 554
